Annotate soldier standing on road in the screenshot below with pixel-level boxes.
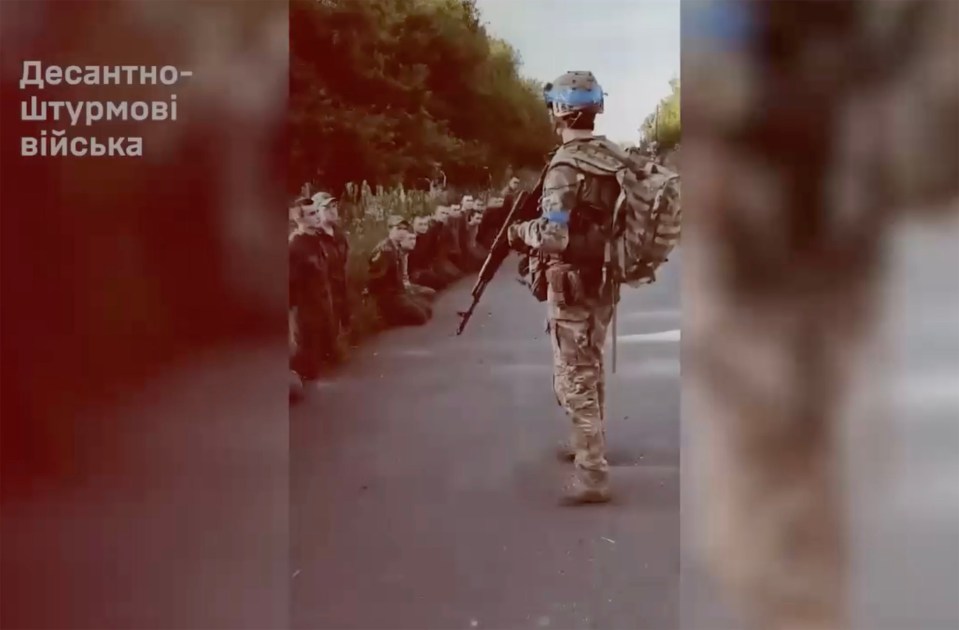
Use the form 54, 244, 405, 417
289, 197, 337, 386
311, 191, 351, 344
507, 70, 622, 504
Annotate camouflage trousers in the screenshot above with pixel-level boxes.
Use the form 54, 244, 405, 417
548, 299, 614, 486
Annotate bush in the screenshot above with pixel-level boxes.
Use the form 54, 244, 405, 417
289, 0, 556, 196
640, 77, 681, 152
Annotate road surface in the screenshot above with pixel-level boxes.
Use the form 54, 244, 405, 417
3, 217, 950, 630
294, 215, 959, 630
291, 254, 683, 630
678, 215, 959, 630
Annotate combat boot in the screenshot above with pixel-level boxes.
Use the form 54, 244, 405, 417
560, 469, 611, 505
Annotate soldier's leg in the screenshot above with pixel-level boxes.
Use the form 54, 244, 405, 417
411, 269, 444, 291
450, 252, 470, 275
468, 247, 486, 271
290, 311, 326, 381
555, 304, 614, 463
408, 293, 433, 320
378, 295, 429, 327
593, 304, 614, 440
409, 283, 436, 302
550, 315, 610, 502
438, 260, 462, 283
427, 269, 447, 289
402, 294, 431, 324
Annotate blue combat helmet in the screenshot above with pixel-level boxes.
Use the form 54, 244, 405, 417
543, 71, 605, 118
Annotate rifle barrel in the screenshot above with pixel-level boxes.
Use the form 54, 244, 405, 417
454, 156, 553, 336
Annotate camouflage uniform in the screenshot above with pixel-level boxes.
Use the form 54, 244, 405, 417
367, 237, 430, 327
510, 137, 623, 499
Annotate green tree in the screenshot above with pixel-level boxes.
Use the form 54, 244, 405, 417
640, 76, 681, 152
290, 0, 555, 195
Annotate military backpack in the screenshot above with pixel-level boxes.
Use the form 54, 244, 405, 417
551, 137, 681, 287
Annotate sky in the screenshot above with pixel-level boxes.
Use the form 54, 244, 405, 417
475, 0, 680, 145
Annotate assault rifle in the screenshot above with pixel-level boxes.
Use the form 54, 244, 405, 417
456, 159, 552, 335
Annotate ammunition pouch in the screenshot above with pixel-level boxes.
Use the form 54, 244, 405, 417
526, 255, 548, 302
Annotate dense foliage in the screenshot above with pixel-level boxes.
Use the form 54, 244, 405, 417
290, 0, 557, 195
640, 76, 681, 151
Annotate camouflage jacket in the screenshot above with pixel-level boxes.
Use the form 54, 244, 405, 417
512, 135, 621, 271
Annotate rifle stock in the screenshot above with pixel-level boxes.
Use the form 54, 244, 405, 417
456, 161, 552, 335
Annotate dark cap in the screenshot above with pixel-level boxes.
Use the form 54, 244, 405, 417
387, 215, 412, 230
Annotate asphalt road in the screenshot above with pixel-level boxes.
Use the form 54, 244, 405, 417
291, 254, 683, 630
848, 216, 959, 629
2, 218, 950, 630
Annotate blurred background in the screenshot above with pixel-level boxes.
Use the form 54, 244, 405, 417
2, 1, 289, 628
680, 1, 958, 629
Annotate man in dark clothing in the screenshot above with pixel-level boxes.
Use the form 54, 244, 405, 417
310, 192, 351, 334
450, 198, 481, 273
466, 207, 489, 266
367, 216, 431, 327
431, 206, 466, 281
443, 204, 468, 272
289, 198, 337, 383
408, 216, 446, 290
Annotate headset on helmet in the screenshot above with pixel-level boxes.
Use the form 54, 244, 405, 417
543, 70, 605, 119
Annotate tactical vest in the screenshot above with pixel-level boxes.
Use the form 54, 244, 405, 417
550, 138, 621, 270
